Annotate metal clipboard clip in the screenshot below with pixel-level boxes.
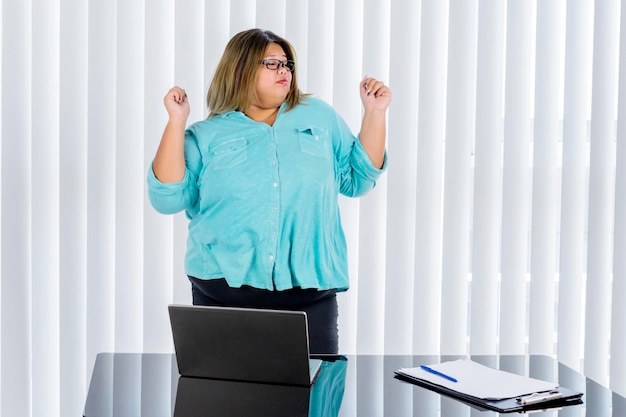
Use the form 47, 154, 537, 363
516, 390, 563, 405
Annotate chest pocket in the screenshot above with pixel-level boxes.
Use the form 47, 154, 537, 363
298, 127, 330, 159
210, 137, 248, 170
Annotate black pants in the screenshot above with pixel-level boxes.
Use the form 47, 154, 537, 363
188, 276, 339, 354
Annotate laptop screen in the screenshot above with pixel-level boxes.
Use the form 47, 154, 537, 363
168, 305, 321, 386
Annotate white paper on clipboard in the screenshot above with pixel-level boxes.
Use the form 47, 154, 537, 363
397, 359, 558, 400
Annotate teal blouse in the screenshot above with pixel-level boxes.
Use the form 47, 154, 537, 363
147, 97, 386, 291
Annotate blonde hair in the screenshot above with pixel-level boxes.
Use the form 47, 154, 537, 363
206, 29, 307, 117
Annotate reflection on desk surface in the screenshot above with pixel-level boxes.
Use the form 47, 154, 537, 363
83, 353, 625, 417
174, 355, 347, 417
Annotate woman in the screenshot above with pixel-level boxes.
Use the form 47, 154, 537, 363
147, 28, 391, 353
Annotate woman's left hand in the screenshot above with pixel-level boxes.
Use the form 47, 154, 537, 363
360, 76, 392, 112
358, 77, 391, 168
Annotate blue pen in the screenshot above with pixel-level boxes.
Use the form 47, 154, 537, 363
420, 365, 458, 383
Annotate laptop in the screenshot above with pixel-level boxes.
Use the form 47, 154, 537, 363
168, 304, 323, 386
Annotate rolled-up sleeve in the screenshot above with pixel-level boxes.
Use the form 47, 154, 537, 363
146, 167, 199, 215
335, 113, 388, 198
146, 128, 202, 216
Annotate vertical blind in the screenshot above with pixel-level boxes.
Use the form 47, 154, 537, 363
1, 0, 624, 415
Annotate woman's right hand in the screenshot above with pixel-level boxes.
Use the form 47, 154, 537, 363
152, 86, 190, 183
164, 86, 190, 121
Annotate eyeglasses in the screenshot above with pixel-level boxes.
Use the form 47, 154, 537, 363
261, 59, 295, 72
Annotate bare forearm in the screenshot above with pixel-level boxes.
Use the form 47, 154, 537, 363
153, 86, 190, 183
152, 119, 187, 182
359, 108, 387, 169
358, 77, 391, 169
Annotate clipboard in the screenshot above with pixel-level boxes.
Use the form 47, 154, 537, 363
394, 359, 584, 413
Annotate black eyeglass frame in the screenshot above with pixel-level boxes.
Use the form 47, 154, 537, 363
261, 59, 296, 72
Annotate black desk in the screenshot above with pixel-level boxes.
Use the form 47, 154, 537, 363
83, 353, 625, 417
